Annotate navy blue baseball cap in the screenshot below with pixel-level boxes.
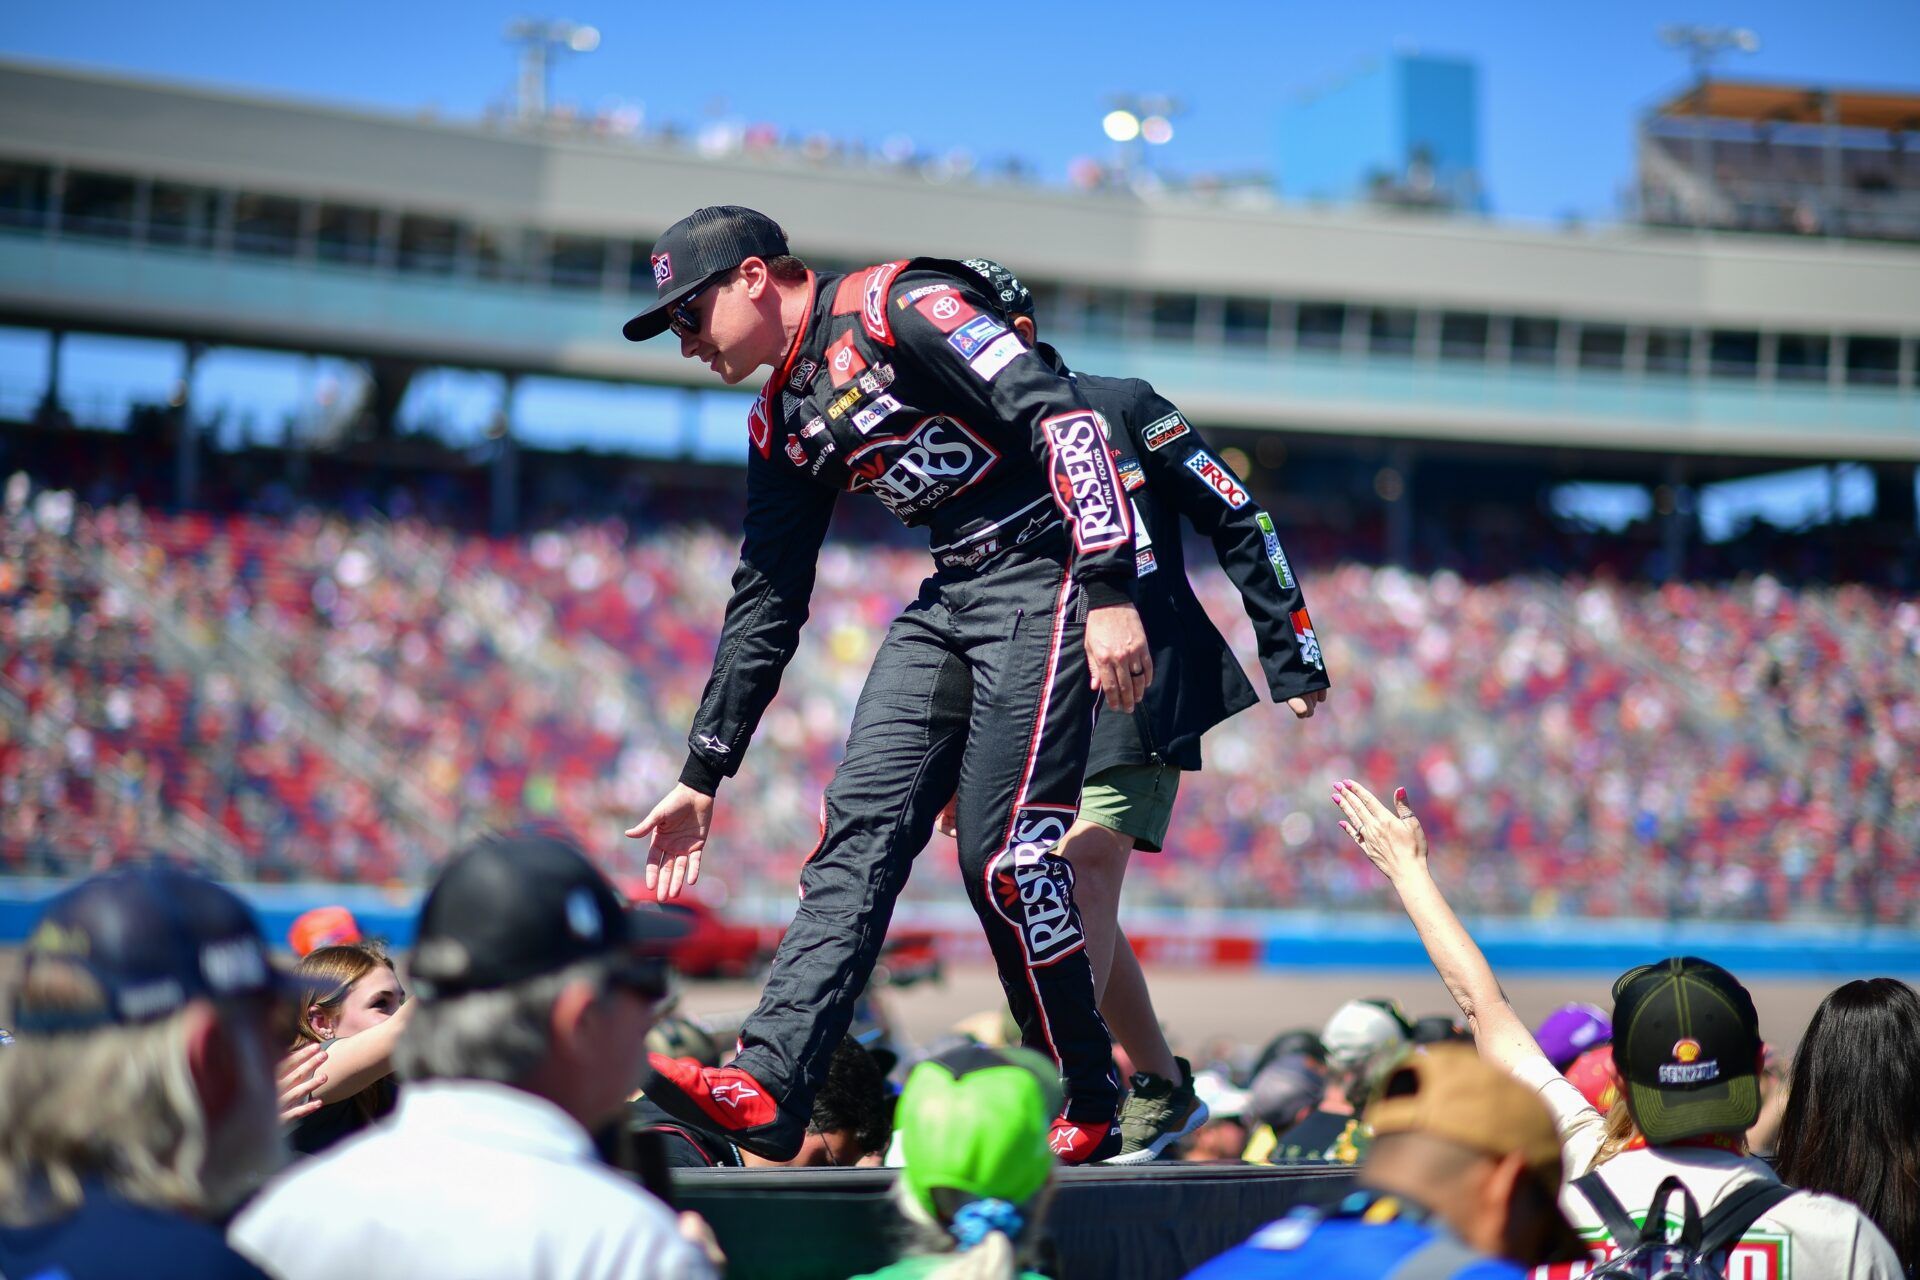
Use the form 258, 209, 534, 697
623, 205, 790, 342
14, 863, 294, 1035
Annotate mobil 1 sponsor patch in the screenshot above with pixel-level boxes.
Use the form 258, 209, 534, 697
1185, 449, 1250, 509
1140, 412, 1189, 452
946, 314, 1006, 360
1254, 512, 1295, 589
968, 331, 1025, 382
851, 393, 904, 435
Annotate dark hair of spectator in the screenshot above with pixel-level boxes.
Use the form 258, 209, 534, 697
1774, 978, 1920, 1276
766, 254, 810, 283
812, 1038, 892, 1159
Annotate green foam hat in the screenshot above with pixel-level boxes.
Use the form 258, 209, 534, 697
897, 1045, 1059, 1221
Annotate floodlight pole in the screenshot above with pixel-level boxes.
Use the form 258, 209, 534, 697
507, 18, 600, 123
1659, 25, 1759, 228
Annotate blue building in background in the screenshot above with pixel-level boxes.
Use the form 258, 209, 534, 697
1277, 52, 1484, 211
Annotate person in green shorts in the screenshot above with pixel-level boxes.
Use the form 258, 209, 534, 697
942, 261, 1330, 1163
856, 1045, 1061, 1280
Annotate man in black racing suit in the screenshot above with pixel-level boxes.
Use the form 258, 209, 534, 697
621, 206, 1150, 1163
939, 260, 1333, 1162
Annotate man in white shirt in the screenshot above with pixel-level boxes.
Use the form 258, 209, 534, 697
1326, 780, 1903, 1280
232, 833, 718, 1280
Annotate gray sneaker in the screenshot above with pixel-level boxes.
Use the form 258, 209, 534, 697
1105, 1057, 1209, 1164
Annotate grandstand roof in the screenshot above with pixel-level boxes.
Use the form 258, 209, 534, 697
1652, 78, 1920, 132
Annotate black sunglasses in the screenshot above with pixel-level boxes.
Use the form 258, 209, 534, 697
668, 273, 727, 340
606, 956, 674, 1005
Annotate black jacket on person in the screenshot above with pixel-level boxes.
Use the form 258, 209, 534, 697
679, 258, 1138, 795
1054, 348, 1330, 775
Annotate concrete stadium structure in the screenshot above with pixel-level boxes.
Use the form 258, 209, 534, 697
0, 56, 1916, 469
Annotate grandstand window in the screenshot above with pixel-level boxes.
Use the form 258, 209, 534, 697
1082, 288, 1128, 340
1774, 333, 1830, 384
146, 181, 215, 250
398, 214, 459, 275
623, 238, 657, 292
1844, 335, 1900, 387
1709, 330, 1760, 379
1577, 325, 1628, 371
60, 171, 138, 240
475, 226, 527, 282
1509, 316, 1559, 367
1027, 283, 1063, 332
1438, 312, 1489, 361
1367, 307, 1417, 358
314, 203, 381, 268
0, 162, 53, 231
1295, 303, 1346, 353
231, 193, 303, 258
1149, 293, 1198, 342
547, 234, 607, 290
1222, 297, 1270, 348
1644, 328, 1692, 376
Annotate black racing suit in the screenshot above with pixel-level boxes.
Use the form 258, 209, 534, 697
673, 259, 1137, 1153
1055, 348, 1331, 788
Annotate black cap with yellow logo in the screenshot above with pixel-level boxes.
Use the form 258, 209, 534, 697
1611, 955, 1762, 1143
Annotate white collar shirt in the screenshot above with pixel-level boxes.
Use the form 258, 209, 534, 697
231, 1080, 714, 1280
1510, 1055, 1902, 1280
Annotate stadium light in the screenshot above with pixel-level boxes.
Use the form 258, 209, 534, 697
508, 18, 601, 123
1657, 24, 1760, 228
1104, 94, 1183, 181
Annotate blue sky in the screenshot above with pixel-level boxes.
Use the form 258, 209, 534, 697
4, 0, 1916, 223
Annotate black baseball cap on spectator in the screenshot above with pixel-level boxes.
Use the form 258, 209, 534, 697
408, 833, 689, 1001
1611, 956, 1763, 1143
622, 206, 790, 342
13, 863, 296, 1035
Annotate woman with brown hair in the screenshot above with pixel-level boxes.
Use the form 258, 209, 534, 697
285, 941, 412, 1156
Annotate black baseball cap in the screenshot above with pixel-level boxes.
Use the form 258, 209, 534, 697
622, 205, 790, 342
408, 832, 689, 1000
13, 863, 295, 1035
1611, 956, 1762, 1143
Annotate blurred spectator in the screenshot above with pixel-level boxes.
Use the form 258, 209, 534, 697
1187, 1046, 1584, 1278
1239, 1055, 1327, 1163
288, 905, 362, 957
1181, 1073, 1253, 1163
0, 864, 294, 1280
285, 940, 409, 1155
1561, 1044, 1620, 1112
1332, 777, 1905, 1278
854, 1044, 1060, 1280
1250, 1029, 1326, 1079
1412, 1015, 1472, 1046
231, 833, 717, 1280
1267, 998, 1409, 1164
1533, 1003, 1610, 1072
632, 1036, 891, 1169
1775, 978, 1920, 1276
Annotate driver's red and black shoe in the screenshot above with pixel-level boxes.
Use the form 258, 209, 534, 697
1047, 1113, 1122, 1165
641, 1053, 807, 1162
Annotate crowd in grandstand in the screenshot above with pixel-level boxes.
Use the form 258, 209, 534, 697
4, 470, 1916, 922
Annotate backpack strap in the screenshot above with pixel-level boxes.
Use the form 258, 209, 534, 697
1572, 1172, 1643, 1250
1699, 1180, 1798, 1259
1640, 1175, 1705, 1253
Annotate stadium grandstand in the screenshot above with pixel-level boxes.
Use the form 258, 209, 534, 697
1, 56, 1917, 927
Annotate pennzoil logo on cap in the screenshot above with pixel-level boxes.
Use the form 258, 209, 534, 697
1658, 1037, 1719, 1084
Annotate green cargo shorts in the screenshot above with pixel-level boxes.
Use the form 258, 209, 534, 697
1078, 763, 1182, 853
